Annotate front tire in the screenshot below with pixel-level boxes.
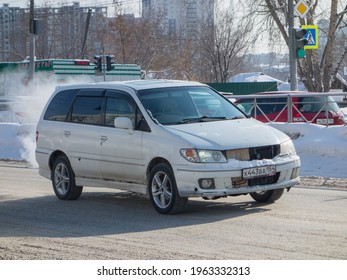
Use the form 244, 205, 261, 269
250, 189, 284, 203
51, 156, 83, 200
148, 163, 188, 214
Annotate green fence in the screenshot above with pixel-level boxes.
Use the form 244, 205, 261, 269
207, 82, 278, 95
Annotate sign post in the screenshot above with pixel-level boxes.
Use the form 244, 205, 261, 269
288, 0, 297, 91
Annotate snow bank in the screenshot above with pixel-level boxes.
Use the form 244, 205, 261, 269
0, 123, 37, 166
271, 123, 347, 178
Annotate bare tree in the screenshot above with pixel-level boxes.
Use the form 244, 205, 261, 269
106, 7, 170, 73
198, 1, 257, 83
106, 4, 201, 80
248, 0, 347, 92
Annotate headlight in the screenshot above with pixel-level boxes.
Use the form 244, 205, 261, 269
180, 149, 227, 163
280, 140, 296, 156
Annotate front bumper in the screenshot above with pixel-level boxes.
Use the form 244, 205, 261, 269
173, 155, 301, 198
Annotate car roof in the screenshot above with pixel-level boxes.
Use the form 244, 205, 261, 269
117, 79, 204, 90
256, 91, 309, 95
255, 91, 339, 96
54, 79, 205, 92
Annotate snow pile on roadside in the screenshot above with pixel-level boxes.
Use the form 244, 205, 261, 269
271, 123, 347, 178
0, 123, 37, 167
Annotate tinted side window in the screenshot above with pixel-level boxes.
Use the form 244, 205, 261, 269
105, 90, 149, 131
71, 96, 103, 125
257, 98, 279, 114
105, 96, 134, 127
237, 97, 287, 116
271, 98, 287, 113
44, 89, 78, 121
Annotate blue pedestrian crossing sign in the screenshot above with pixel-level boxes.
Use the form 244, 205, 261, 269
302, 25, 318, 49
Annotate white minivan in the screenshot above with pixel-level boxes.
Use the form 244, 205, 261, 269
35, 80, 300, 214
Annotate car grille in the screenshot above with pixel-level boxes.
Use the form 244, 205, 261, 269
232, 172, 280, 188
248, 172, 280, 186
226, 145, 280, 161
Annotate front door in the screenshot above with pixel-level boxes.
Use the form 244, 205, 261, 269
99, 90, 145, 183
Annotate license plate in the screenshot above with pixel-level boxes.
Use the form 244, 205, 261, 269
242, 165, 276, 179
316, 118, 333, 125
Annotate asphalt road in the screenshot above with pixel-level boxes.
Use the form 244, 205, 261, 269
0, 165, 346, 260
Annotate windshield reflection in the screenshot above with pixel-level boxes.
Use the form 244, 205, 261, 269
138, 86, 245, 125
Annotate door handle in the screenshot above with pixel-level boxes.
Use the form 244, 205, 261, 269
100, 135, 107, 141
64, 131, 71, 136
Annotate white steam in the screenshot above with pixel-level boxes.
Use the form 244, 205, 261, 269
3, 73, 95, 165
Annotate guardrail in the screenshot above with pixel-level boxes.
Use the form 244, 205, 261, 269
229, 92, 347, 126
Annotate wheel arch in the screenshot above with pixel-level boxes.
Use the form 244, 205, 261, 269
146, 157, 172, 183
48, 150, 68, 172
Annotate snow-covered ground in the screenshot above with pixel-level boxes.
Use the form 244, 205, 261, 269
270, 123, 347, 178
0, 121, 346, 179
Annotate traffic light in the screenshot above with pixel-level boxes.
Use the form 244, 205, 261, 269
106, 55, 115, 71
293, 27, 309, 58
94, 55, 102, 75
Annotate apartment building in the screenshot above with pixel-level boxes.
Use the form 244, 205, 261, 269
0, 2, 107, 62
142, 0, 215, 37
0, 4, 28, 61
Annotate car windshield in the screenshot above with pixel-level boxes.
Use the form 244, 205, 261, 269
137, 86, 245, 125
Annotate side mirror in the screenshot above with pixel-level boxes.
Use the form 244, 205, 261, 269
114, 117, 133, 131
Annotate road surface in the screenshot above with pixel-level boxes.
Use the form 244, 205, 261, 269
0, 164, 346, 260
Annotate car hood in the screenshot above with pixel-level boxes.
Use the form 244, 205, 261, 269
164, 118, 289, 149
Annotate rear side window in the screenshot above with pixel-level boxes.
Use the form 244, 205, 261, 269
237, 97, 287, 116
257, 98, 287, 114
70, 96, 103, 125
44, 89, 79, 121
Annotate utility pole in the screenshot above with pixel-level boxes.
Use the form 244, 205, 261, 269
28, 0, 35, 81
288, 0, 298, 91
80, 8, 92, 59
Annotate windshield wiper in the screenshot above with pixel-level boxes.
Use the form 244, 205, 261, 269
179, 115, 246, 124
179, 116, 227, 124
229, 115, 245, 120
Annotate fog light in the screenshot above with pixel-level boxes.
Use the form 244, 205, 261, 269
291, 167, 300, 179
199, 178, 215, 189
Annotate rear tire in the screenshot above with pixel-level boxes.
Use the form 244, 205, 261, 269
51, 156, 83, 200
148, 163, 188, 214
250, 189, 284, 203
